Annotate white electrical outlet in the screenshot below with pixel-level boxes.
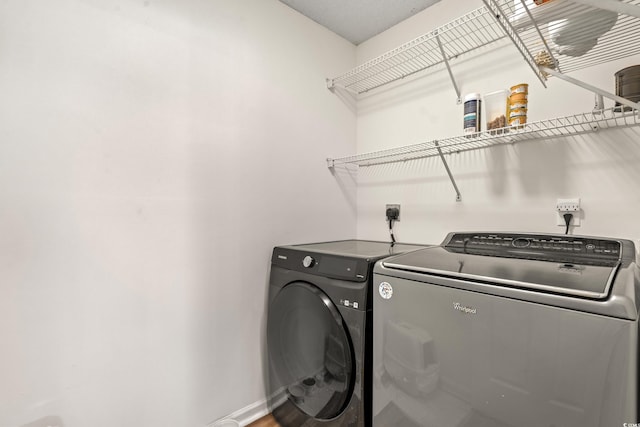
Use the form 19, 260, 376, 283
556, 198, 580, 212
556, 198, 581, 227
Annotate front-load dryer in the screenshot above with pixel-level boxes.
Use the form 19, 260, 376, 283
266, 240, 427, 427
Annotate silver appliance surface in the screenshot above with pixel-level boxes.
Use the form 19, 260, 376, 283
287, 239, 428, 259
372, 232, 639, 427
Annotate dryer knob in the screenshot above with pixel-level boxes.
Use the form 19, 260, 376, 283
302, 256, 316, 268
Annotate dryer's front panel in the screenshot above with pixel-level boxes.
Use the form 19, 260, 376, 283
372, 274, 637, 427
267, 281, 356, 423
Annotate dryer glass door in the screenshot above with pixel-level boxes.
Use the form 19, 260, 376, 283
268, 281, 355, 419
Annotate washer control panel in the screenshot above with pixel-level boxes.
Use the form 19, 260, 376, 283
445, 233, 622, 265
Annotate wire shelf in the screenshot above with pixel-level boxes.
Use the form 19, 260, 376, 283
327, 108, 640, 168
497, 0, 640, 75
327, 6, 506, 94
328, 0, 640, 95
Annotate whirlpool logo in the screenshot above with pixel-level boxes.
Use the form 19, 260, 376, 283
453, 302, 477, 315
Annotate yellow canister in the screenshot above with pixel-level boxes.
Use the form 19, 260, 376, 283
509, 116, 527, 126
509, 101, 528, 111
510, 83, 529, 95
509, 93, 528, 104
510, 108, 527, 118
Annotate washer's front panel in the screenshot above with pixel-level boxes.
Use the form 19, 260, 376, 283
372, 274, 637, 427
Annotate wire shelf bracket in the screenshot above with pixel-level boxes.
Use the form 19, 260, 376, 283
435, 141, 463, 202
435, 32, 462, 104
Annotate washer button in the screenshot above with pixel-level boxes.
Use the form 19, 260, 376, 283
512, 238, 531, 248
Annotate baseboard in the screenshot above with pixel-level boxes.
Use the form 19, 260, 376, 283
208, 389, 286, 427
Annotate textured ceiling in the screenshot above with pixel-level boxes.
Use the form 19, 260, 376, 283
278, 0, 442, 45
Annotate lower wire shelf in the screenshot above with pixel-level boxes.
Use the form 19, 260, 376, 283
327, 107, 640, 168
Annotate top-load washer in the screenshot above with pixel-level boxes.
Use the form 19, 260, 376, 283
266, 240, 428, 427
372, 232, 639, 427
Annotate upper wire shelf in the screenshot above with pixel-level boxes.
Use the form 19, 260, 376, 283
497, 0, 640, 75
328, 0, 640, 96
327, 108, 640, 168
326, 6, 506, 95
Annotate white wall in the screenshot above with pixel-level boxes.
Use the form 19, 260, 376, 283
3, 0, 638, 425
0, 1, 356, 426
355, 0, 640, 245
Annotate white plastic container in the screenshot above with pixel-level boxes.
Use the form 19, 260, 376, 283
484, 89, 509, 134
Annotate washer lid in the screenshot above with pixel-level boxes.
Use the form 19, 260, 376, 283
381, 233, 632, 300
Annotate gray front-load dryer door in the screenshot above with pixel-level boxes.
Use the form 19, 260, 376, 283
268, 281, 355, 420
372, 274, 637, 427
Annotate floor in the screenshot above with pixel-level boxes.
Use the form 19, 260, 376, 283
247, 414, 280, 427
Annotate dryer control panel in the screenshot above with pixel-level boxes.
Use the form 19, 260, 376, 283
272, 248, 370, 282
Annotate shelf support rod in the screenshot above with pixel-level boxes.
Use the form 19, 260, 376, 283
540, 67, 640, 111
570, 0, 640, 19
435, 32, 462, 104
435, 141, 462, 202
